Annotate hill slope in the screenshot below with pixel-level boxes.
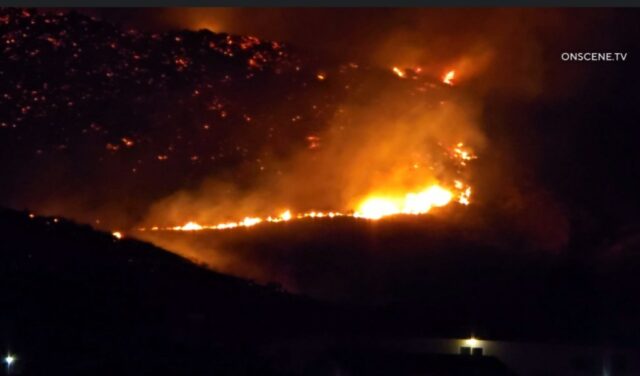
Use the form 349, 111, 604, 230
0, 208, 333, 374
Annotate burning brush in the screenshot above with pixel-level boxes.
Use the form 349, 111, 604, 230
138, 142, 476, 233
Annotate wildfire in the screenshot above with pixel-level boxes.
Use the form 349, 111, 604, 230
137, 143, 477, 233
138, 182, 473, 233
443, 70, 455, 85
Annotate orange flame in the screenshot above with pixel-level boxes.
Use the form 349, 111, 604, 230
355, 185, 453, 219
136, 143, 476, 233
443, 70, 456, 85
392, 66, 406, 78
138, 182, 473, 233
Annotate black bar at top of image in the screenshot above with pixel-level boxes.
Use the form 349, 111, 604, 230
2, 0, 640, 7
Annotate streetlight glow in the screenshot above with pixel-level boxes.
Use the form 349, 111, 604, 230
4, 354, 15, 366
465, 337, 479, 348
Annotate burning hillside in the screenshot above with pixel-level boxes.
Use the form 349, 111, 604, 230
138, 145, 475, 233
0, 8, 485, 233
0, 8, 483, 233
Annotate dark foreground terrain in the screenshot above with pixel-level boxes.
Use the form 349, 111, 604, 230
2, 207, 640, 374
0, 208, 518, 375
0, 209, 326, 374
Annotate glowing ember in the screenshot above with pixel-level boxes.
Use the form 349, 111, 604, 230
112, 231, 123, 239
459, 186, 472, 205
121, 137, 135, 147
443, 70, 455, 85
392, 66, 406, 78
451, 142, 477, 166
306, 135, 321, 149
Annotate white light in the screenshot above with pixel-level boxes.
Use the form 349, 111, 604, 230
465, 337, 479, 348
5, 355, 15, 366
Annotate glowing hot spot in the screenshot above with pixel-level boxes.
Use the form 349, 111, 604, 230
241, 217, 262, 227
280, 210, 292, 221
176, 221, 204, 231
422, 185, 453, 207
356, 185, 453, 219
403, 186, 452, 214
443, 70, 455, 85
392, 66, 406, 78
356, 198, 401, 220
